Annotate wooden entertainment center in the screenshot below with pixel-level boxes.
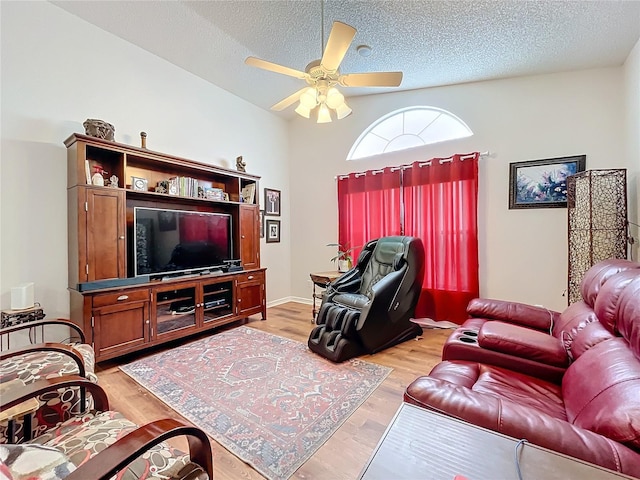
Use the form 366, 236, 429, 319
65, 133, 266, 362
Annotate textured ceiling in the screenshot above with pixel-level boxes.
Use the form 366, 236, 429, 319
54, 1, 640, 119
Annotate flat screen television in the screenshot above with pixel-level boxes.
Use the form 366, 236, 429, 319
133, 207, 233, 277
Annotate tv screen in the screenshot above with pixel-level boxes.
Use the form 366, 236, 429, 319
134, 207, 233, 277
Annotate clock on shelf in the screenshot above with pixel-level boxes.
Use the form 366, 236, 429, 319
131, 176, 148, 191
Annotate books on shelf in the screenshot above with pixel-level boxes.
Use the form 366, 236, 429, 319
168, 176, 202, 198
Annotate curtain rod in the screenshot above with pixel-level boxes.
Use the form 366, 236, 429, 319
336, 151, 491, 179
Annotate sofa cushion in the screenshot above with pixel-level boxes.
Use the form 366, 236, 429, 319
580, 259, 640, 308
30, 410, 192, 480
428, 361, 567, 420
593, 270, 640, 334
0, 443, 76, 479
477, 321, 569, 367
565, 320, 615, 360
562, 338, 640, 449
0, 348, 97, 444
616, 275, 640, 357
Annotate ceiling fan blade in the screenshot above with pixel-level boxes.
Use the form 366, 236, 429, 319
245, 56, 309, 80
271, 87, 308, 111
339, 71, 403, 87
320, 21, 357, 72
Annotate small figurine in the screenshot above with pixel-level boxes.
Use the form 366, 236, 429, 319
236, 155, 246, 172
108, 175, 119, 188
140, 131, 147, 149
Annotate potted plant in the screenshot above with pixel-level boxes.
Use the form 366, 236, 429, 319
327, 242, 356, 272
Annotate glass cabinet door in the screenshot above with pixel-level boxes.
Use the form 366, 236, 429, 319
202, 281, 234, 325
154, 285, 197, 335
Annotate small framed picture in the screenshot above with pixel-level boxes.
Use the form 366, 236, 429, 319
259, 209, 265, 238
242, 183, 256, 204
266, 219, 280, 243
264, 188, 281, 216
131, 176, 148, 192
509, 155, 586, 209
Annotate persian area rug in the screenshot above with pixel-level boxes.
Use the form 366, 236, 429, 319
119, 326, 392, 480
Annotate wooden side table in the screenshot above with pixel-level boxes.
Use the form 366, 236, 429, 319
359, 403, 635, 479
0, 379, 40, 443
309, 271, 342, 322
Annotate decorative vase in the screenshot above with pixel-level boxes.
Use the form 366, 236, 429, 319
338, 259, 351, 272
91, 172, 104, 186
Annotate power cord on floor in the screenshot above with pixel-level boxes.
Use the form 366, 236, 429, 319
514, 438, 528, 480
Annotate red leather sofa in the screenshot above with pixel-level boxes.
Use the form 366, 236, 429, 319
405, 267, 640, 477
440, 259, 640, 382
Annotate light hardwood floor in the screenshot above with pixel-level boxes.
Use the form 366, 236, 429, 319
96, 302, 451, 480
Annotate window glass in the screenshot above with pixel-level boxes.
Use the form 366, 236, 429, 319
348, 107, 472, 160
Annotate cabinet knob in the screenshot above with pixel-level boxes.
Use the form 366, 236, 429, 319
119, 236, 125, 240
117, 295, 129, 301
247, 275, 254, 280
241, 235, 245, 239
238, 299, 241, 303
145, 320, 149, 324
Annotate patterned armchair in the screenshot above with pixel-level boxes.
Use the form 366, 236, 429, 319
1, 375, 213, 480
308, 236, 425, 362
0, 319, 97, 443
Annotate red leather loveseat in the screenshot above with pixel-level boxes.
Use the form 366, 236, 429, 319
404, 267, 640, 477
441, 259, 640, 382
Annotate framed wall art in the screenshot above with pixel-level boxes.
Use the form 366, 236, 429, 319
508, 155, 586, 209
266, 219, 281, 243
264, 188, 281, 216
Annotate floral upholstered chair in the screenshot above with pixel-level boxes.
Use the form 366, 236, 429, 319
1, 375, 213, 480
0, 319, 97, 443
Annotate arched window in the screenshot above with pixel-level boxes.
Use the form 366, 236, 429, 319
347, 106, 473, 160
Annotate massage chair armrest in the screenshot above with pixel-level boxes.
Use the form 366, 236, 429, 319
0, 342, 87, 377
1, 374, 109, 412
467, 298, 560, 331
328, 267, 362, 294
65, 418, 213, 480
478, 321, 570, 367
0, 318, 86, 343
404, 376, 640, 476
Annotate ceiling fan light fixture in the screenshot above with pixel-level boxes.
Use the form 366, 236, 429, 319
295, 102, 312, 118
317, 103, 332, 123
300, 87, 318, 108
335, 101, 352, 119
325, 87, 345, 109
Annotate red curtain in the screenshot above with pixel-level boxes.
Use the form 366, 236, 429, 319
337, 153, 479, 323
404, 153, 479, 322
337, 167, 402, 262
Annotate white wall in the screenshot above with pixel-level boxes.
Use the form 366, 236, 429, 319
0, 1, 291, 316
1, 2, 637, 320
289, 68, 631, 314
624, 37, 640, 259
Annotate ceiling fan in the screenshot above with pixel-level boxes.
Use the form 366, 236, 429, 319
245, 20, 403, 123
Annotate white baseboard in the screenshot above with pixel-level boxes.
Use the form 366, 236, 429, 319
266, 296, 312, 308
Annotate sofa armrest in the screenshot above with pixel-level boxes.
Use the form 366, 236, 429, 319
404, 376, 640, 477
1, 374, 108, 412
467, 298, 560, 331
478, 321, 570, 367
65, 418, 213, 480
0, 342, 87, 377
